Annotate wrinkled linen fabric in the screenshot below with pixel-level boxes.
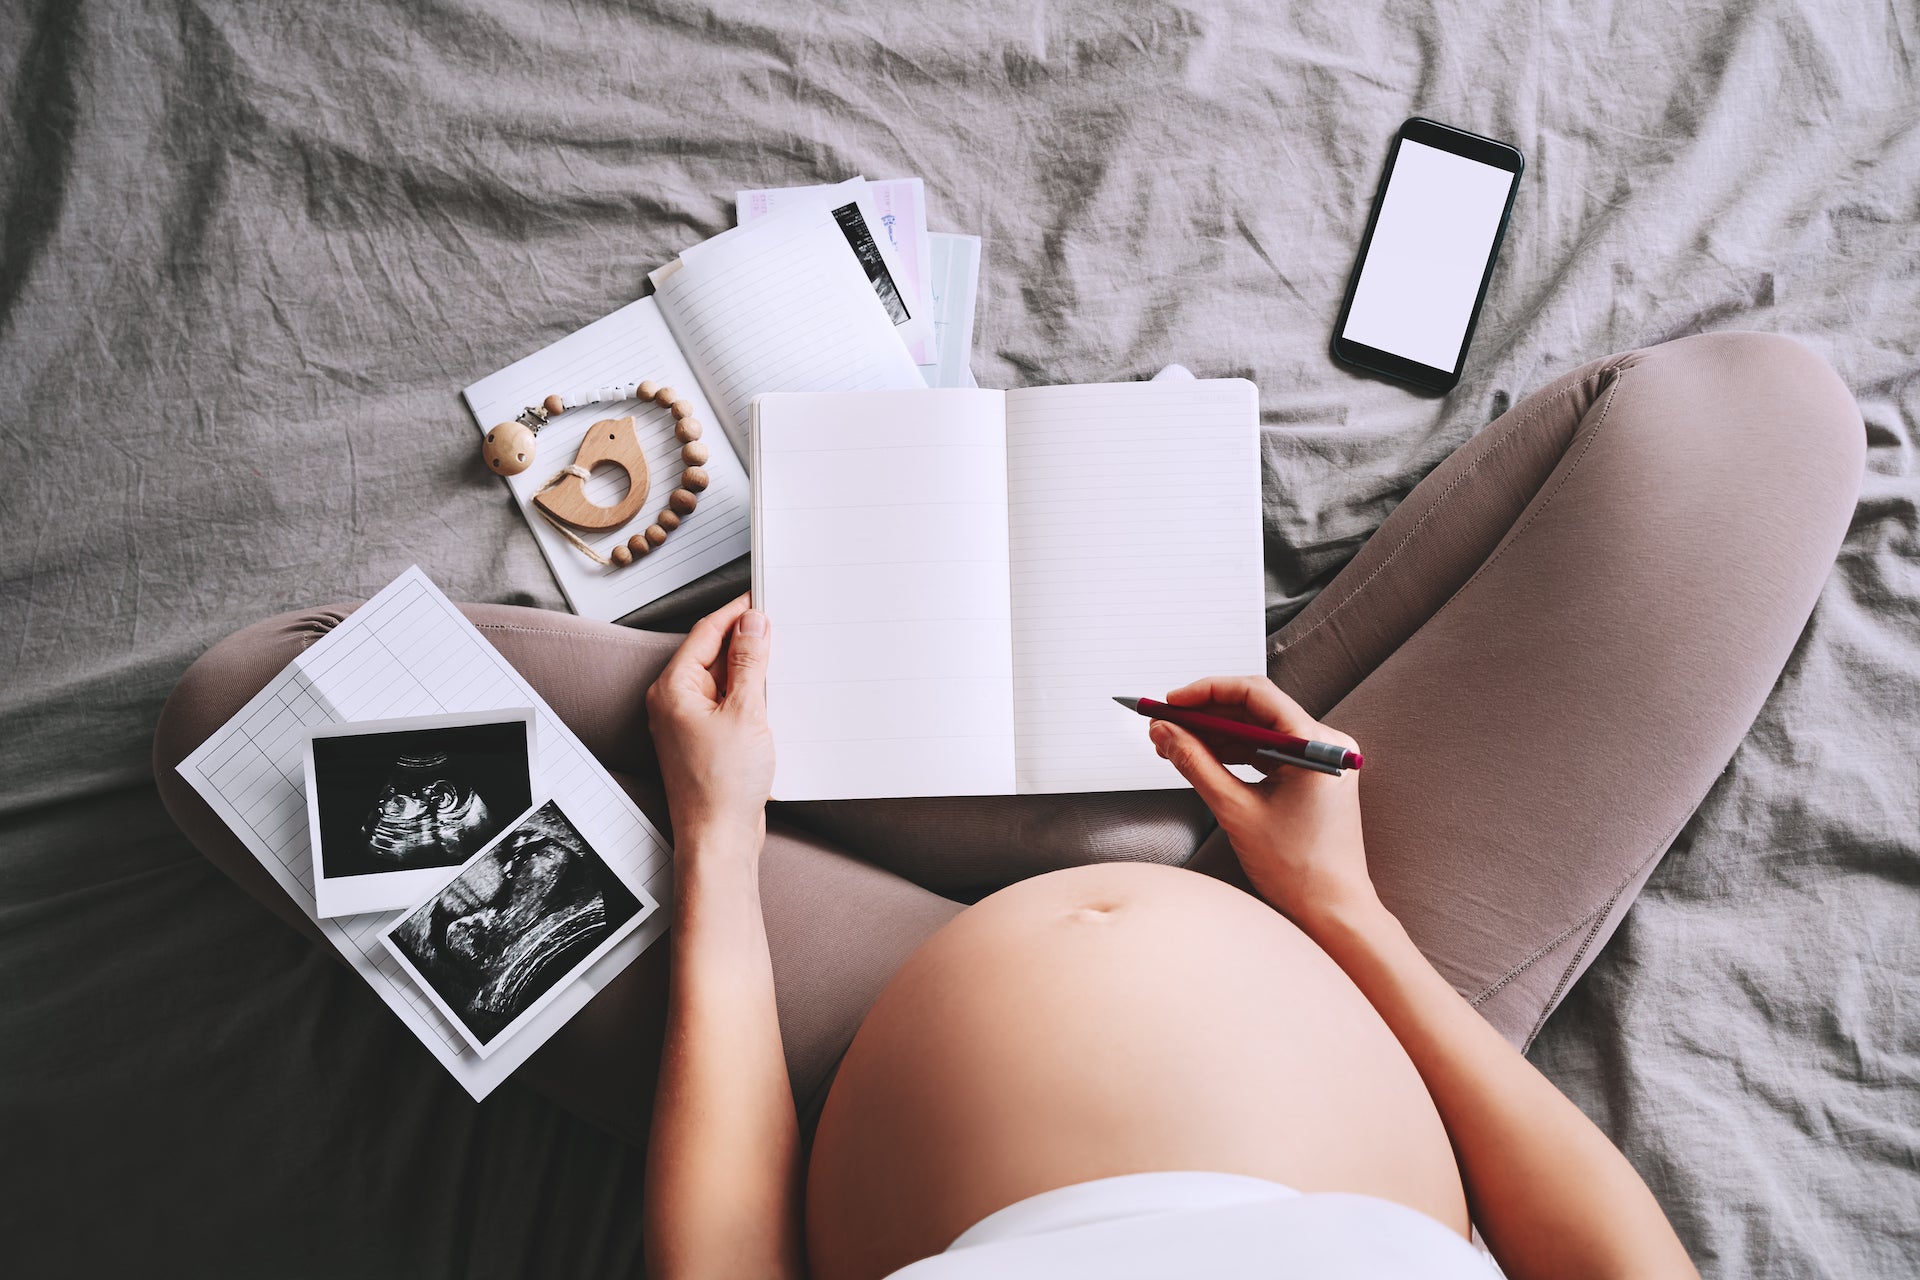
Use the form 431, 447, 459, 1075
1, 1, 1915, 1275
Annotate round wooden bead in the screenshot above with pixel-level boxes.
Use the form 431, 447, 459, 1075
682, 466, 709, 492
644, 524, 668, 547
651, 385, 676, 407
681, 440, 710, 466
674, 417, 702, 443
656, 509, 681, 531
482, 421, 537, 475
669, 488, 698, 515
542, 394, 565, 417
668, 399, 694, 420
609, 543, 633, 566
637, 380, 659, 402
627, 533, 650, 555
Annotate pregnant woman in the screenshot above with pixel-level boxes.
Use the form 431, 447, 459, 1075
156, 332, 1862, 1277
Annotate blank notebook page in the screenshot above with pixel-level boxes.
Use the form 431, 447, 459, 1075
1006, 380, 1265, 794
754, 389, 1016, 800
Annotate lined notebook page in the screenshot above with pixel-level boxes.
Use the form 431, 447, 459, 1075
1006, 380, 1265, 794
752, 390, 1016, 800
652, 206, 926, 460
463, 297, 750, 624
176, 568, 669, 1100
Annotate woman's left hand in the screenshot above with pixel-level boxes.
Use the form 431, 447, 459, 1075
645, 594, 775, 858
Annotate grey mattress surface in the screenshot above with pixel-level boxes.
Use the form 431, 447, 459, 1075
3, 1, 1916, 1275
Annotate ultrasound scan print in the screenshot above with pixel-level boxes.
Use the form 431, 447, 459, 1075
363, 752, 495, 866
309, 720, 533, 880
832, 201, 910, 324
388, 800, 641, 1047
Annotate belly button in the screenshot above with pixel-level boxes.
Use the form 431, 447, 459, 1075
1069, 902, 1120, 922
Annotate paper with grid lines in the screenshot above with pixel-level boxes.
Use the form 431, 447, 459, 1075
176, 567, 668, 1099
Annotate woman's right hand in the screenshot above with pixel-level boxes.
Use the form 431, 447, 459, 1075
1148, 676, 1379, 931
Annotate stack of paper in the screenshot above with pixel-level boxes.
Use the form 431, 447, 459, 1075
177, 567, 672, 1099
465, 174, 983, 624
735, 177, 981, 388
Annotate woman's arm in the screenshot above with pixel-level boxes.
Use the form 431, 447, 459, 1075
1151, 675, 1698, 1280
642, 597, 803, 1280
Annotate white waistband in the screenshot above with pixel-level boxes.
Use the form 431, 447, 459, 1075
948, 1171, 1300, 1250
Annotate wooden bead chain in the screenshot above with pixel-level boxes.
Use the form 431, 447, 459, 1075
486, 380, 712, 570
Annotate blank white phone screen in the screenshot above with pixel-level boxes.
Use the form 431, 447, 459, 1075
1343, 140, 1514, 372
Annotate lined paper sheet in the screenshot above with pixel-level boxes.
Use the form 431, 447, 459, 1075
176, 568, 669, 1100
653, 206, 926, 460
752, 390, 1016, 800
733, 176, 936, 364
463, 298, 750, 624
1006, 380, 1264, 793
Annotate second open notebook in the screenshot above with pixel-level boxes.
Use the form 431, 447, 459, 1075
750, 380, 1265, 800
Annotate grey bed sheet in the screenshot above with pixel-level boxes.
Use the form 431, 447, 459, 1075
3, 0, 1915, 1274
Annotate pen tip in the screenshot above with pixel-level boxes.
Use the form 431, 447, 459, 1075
1112, 696, 1140, 711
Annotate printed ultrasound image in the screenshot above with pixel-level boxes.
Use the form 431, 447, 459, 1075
832, 201, 910, 324
310, 720, 533, 879
388, 800, 641, 1047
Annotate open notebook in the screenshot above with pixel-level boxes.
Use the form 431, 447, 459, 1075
749, 380, 1265, 800
464, 197, 926, 622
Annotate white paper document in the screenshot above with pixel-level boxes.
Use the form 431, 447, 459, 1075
751, 380, 1265, 800
176, 567, 671, 1099
736, 176, 936, 363
922, 233, 982, 389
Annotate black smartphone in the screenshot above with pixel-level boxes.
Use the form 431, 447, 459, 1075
1330, 117, 1524, 393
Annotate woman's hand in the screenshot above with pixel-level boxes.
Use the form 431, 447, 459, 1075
1149, 675, 1378, 931
644, 597, 803, 1279
645, 594, 775, 859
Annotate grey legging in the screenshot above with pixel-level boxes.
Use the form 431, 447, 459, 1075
152, 331, 1863, 1146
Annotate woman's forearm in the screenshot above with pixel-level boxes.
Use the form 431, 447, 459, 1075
643, 828, 803, 1280
1307, 901, 1697, 1280
1141, 677, 1695, 1277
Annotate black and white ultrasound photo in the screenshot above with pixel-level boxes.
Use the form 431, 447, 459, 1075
384, 799, 643, 1051
832, 200, 911, 325
309, 718, 533, 880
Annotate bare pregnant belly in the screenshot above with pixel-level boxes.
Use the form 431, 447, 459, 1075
804, 863, 1468, 1280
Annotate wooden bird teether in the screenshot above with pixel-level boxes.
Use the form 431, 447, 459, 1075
533, 416, 650, 531
488, 379, 711, 570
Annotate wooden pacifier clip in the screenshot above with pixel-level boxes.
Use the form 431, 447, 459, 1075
484, 381, 711, 569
